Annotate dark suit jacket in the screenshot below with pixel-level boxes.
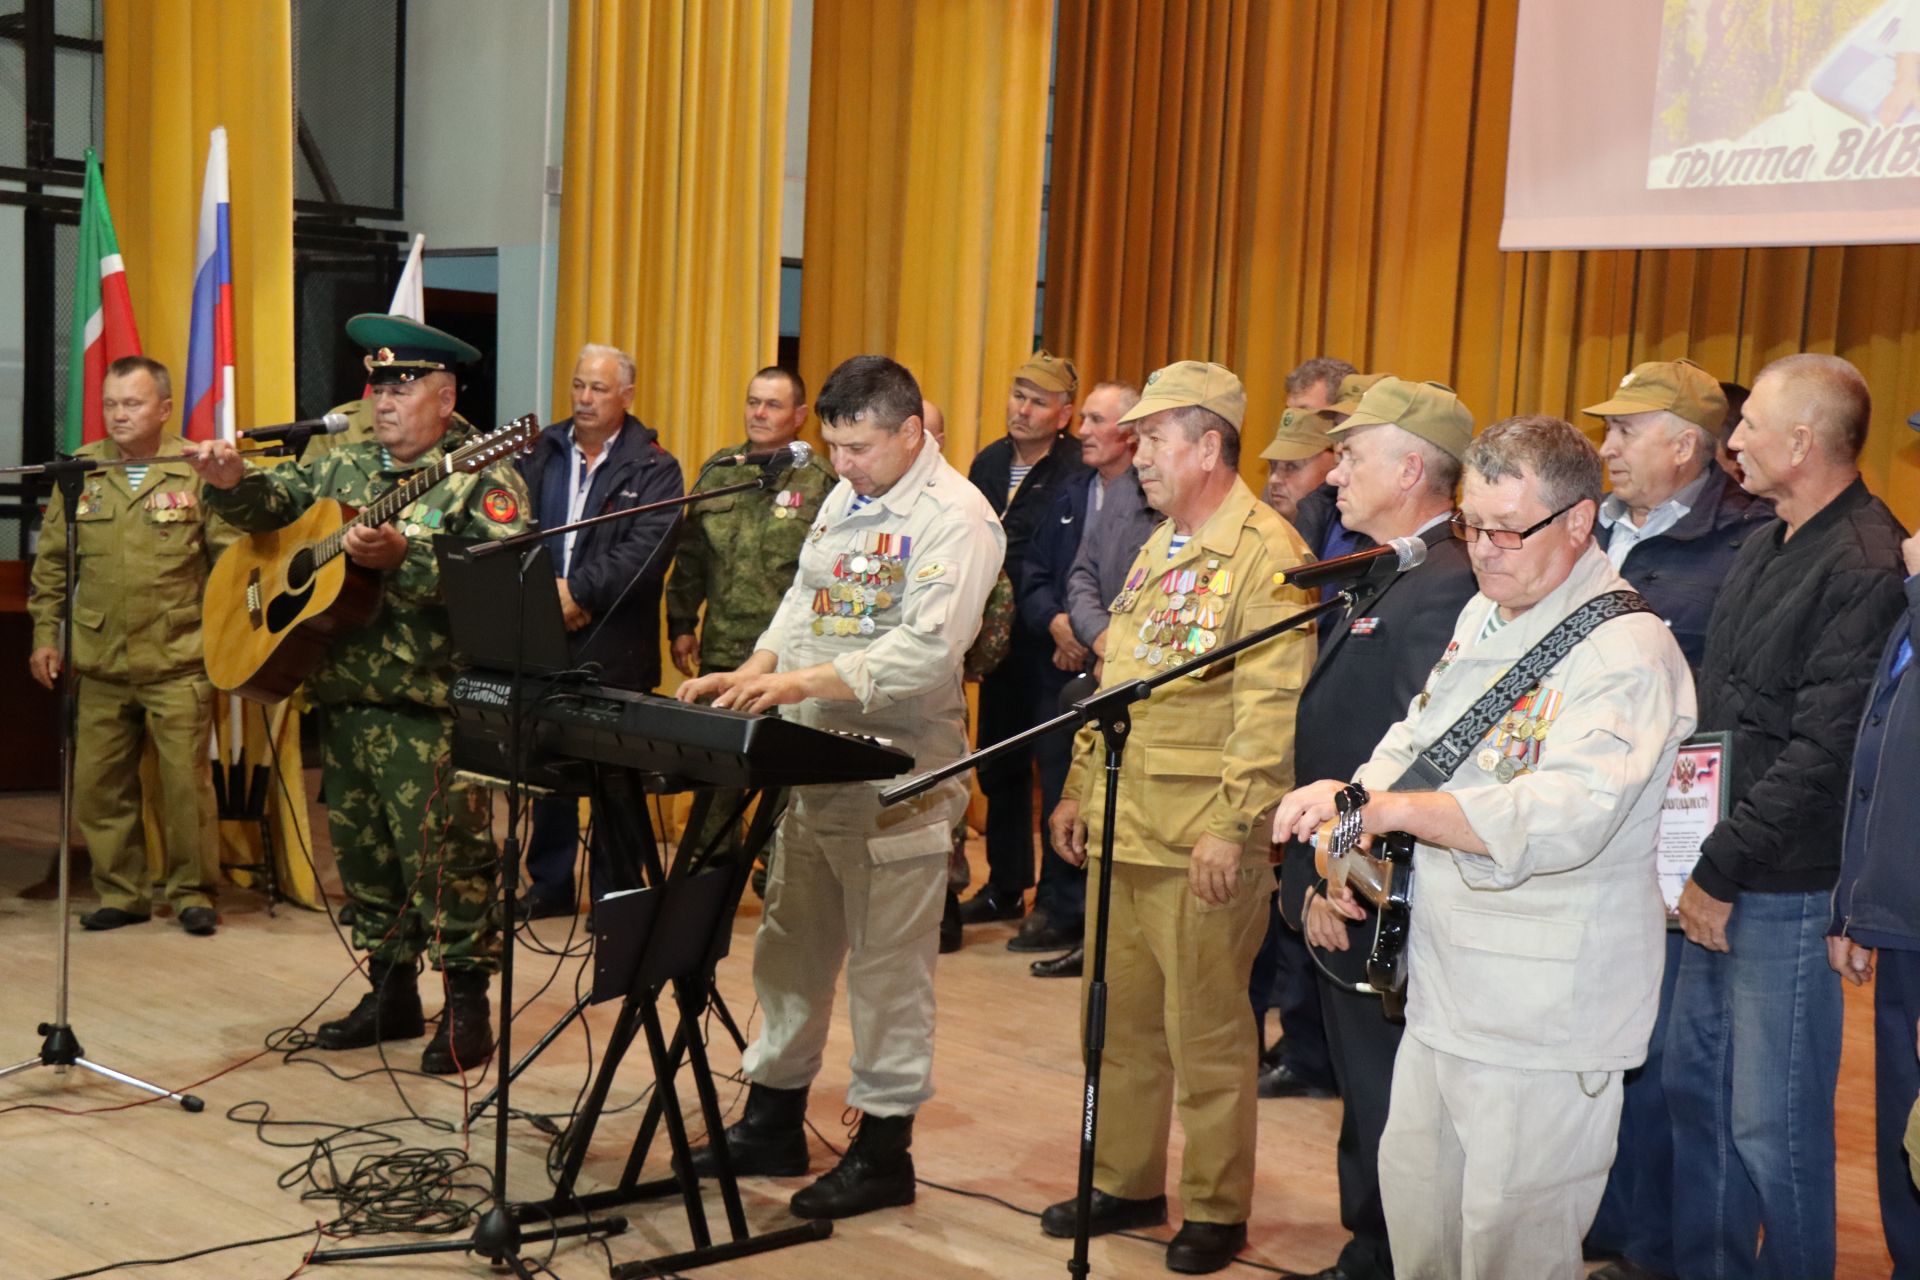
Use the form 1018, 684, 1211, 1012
968, 431, 1090, 601
518, 414, 684, 690
1279, 522, 1479, 928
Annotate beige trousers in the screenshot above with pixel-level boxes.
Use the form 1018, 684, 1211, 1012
75, 673, 217, 914
1083, 857, 1270, 1224
1379, 1035, 1623, 1280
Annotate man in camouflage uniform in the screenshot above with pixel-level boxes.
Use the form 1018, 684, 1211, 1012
29, 355, 229, 935
666, 367, 835, 876
190, 315, 531, 1074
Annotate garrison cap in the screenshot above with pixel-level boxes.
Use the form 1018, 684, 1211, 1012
1327, 377, 1475, 461
347, 313, 482, 386
1119, 360, 1247, 432
1581, 358, 1728, 430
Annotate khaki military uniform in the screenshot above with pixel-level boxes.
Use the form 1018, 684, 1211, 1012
1060, 478, 1314, 1224
28, 436, 231, 916
743, 435, 1004, 1116
202, 425, 533, 971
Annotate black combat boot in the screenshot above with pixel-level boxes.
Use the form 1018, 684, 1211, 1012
314, 958, 425, 1049
688, 1083, 811, 1178
788, 1112, 916, 1219
419, 969, 495, 1074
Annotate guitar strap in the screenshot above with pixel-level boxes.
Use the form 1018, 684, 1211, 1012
1389, 590, 1653, 793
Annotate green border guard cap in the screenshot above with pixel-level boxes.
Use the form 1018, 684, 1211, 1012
346, 313, 482, 386
1581, 358, 1728, 430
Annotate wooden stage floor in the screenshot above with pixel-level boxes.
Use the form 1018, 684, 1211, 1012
0, 785, 1895, 1279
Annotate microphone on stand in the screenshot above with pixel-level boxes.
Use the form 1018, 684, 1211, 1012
1273, 536, 1427, 590
712, 441, 812, 469
240, 413, 351, 442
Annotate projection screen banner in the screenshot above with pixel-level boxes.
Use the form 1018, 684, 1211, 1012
1502, 0, 1920, 250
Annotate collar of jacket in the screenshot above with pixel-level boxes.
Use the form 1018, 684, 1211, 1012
1149, 476, 1263, 565
869, 431, 946, 518
1613, 462, 1768, 547
1456, 542, 1628, 661
537, 413, 658, 469
1768, 474, 1873, 558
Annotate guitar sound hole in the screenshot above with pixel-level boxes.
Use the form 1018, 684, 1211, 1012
286, 547, 315, 592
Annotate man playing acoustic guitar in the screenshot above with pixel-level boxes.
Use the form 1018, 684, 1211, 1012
189, 315, 531, 1075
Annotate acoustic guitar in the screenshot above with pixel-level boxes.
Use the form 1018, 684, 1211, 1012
202, 415, 538, 703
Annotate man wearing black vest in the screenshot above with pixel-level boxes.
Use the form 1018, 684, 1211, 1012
961, 351, 1090, 927
1277, 378, 1480, 1280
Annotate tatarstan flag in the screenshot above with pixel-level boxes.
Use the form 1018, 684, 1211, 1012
62, 148, 142, 453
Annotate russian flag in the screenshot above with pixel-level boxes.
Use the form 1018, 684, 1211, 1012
184, 126, 235, 442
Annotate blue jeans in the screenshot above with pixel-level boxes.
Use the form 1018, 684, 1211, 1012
1665, 890, 1842, 1280
1587, 930, 1684, 1272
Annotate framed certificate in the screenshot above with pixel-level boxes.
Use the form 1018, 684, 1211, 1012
1659, 731, 1730, 919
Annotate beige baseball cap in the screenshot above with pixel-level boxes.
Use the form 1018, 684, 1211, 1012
1013, 350, 1079, 398
1327, 377, 1475, 461
1119, 360, 1247, 432
1327, 371, 1392, 416
1259, 405, 1336, 462
1581, 358, 1727, 430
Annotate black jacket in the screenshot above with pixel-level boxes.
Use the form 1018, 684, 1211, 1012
1693, 478, 1908, 900
518, 414, 684, 690
1599, 463, 1772, 673
1279, 522, 1479, 927
969, 432, 1090, 600
1831, 575, 1920, 949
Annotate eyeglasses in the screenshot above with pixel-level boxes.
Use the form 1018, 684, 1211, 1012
1449, 501, 1581, 550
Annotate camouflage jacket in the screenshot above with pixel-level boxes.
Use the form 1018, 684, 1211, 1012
201, 422, 533, 709
665, 441, 837, 672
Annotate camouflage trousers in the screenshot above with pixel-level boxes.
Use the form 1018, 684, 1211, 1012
319, 702, 500, 973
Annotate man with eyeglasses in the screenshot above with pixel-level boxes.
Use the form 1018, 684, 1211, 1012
1275, 415, 1694, 1279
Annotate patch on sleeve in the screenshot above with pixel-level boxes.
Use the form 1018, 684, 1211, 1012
913, 561, 945, 582
481, 487, 520, 524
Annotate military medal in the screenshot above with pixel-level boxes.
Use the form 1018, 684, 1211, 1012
1494, 757, 1521, 783
1476, 747, 1500, 772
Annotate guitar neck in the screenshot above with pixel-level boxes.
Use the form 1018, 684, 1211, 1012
311, 457, 451, 567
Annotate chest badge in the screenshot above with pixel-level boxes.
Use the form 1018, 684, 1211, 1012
481, 488, 520, 524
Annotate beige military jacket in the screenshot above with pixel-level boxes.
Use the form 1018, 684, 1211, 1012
1063, 479, 1315, 867
756, 435, 1005, 838
1354, 544, 1696, 1072
29, 434, 232, 684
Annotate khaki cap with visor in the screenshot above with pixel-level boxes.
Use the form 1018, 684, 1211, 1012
1119, 360, 1247, 432
1326, 377, 1475, 461
1581, 358, 1727, 430
1259, 406, 1336, 462
1014, 350, 1079, 398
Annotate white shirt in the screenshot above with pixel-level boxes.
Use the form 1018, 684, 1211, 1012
1598, 469, 1710, 570
563, 424, 622, 572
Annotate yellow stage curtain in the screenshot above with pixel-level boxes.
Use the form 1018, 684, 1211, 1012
104, 0, 315, 906
552, 0, 791, 459
801, 0, 1055, 465
1047, 0, 1920, 524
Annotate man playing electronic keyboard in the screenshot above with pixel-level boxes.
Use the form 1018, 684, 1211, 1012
677, 354, 1004, 1222
1274, 415, 1693, 1280
189, 314, 531, 1076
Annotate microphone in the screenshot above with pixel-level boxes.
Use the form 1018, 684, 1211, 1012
713, 440, 812, 469
240, 413, 351, 442
1273, 536, 1427, 589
